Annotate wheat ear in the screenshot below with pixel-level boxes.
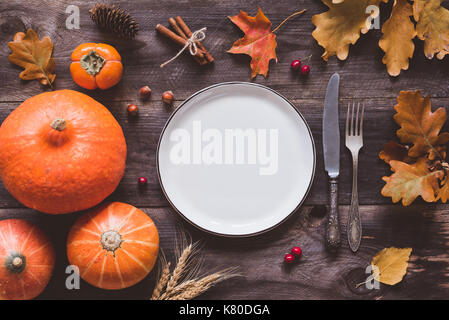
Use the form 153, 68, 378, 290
151, 260, 171, 300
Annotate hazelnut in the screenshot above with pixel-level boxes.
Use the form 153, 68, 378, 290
127, 104, 139, 116
139, 86, 151, 100
162, 91, 174, 105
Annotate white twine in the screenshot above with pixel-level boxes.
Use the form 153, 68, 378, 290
160, 27, 207, 68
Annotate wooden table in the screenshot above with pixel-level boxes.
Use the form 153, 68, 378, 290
1, 0, 449, 300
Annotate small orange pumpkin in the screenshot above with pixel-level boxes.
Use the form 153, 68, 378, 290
70, 43, 123, 90
0, 219, 55, 300
67, 202, 159, 290
0, 90, 127, 214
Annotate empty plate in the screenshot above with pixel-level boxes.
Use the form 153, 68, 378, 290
157, 82, 315, 236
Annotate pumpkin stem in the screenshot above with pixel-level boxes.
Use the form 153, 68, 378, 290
81, 50, 106, 76
101, 230, 122, 254
50, 118, 66, 131
5, 252, 26, 273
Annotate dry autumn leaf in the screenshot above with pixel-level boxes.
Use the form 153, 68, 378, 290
380, 90, 449, 206
379, 141, 412, 165
227, 9, 276, 78
415, 0, 449, 60
227, 8, 305, 78
394, 90, 449, 158
371, 247, 412, 286
379, 0, 416, 77
381, 158, 443, 206
311, 0, 387, 61
8, 29, 55, 87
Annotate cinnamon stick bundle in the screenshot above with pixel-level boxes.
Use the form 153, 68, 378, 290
155, 17, 214, 66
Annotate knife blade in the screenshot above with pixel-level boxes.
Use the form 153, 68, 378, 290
323, 73, 340, 178
322, 73, 341, 250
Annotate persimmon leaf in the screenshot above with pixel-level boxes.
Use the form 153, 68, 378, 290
227, 8, 277, 79
381, 158, 443, 206
379, 0, 416, 77
8, 29, 55, 87
311, 0, 387, 61
394, 90, 448, 158
415, 0, 449, 60
371, 247, 412, 286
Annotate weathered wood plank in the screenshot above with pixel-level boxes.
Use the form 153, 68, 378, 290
1, 204, 448, 299
1, 0, 449, 103
0, 96, 446, 209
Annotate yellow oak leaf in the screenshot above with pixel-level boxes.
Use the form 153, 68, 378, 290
227, 8, 277, 79
8, 29, 55, 87
415, 0, 449, 59
311, 0, 387, 61
394, 90, 448, 158
371, 247, 412, 286
381, 158, 443, 206
379, 0, 416, 77
412, 0, 427, 21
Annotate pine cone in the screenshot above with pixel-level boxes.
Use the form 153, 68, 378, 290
89, 3, 138, 39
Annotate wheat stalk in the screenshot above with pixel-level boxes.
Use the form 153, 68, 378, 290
166, 268, 238, 300
150, 232, 239, 300
151, 259, 171, 300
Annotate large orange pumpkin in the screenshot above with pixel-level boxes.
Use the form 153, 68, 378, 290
70, 43, 123, 90
0, 219, 55, 300
67, 202, 159, 290
0, 90, 127, 214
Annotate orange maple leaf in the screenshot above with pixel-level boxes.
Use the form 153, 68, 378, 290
227, 8, 277, 79
381, 158, 443, 206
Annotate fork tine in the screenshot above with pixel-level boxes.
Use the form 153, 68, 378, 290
359, 103, 365, 138
351, 101, 355, 136
346, 102, 350, 137
355, 102, 360, 136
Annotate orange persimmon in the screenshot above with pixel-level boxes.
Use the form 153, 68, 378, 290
70, 43, 123, 90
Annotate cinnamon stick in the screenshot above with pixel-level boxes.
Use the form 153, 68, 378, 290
155, 24, 207, 62
168, 18, 207, 65
175, 16, 214, 63
168, 17, 187, 39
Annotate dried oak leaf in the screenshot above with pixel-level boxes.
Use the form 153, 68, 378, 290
437, 176, 449, 203
311, 0, 387, 61
381, 158, 443, 206
394, 90, 449, 158
8, 29, 55, 87
415, 0, 449, 60
412, 0, 427, 21
227, 8, 277, 79
379, 141, 413, 165
379, 0, 416, 77
371, 247, 412, 286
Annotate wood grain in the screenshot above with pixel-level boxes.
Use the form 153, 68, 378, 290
0, 0, 449, 300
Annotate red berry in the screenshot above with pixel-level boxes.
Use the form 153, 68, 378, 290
284, 253, 295, 264
301, 65, 310, 75
291, 246, 302, 257
138, 177, 148, 186
290, 59, 302, 70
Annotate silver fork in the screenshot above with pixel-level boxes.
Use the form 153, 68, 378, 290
345, 101, 365, 252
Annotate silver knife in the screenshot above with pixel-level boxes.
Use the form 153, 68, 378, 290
323, 73, 341, 250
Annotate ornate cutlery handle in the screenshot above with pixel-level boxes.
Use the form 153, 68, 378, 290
326, 177, 341, 250
348, 155, 362, 252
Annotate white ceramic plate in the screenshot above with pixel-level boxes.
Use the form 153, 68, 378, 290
157, 82, 315, 236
